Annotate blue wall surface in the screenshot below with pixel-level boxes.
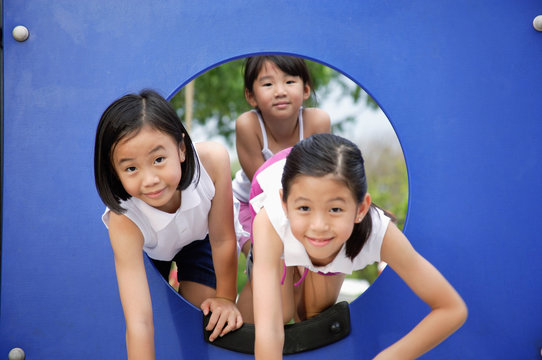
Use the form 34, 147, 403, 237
2, 1, 542, 359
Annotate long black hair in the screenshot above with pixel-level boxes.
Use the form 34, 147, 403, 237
94, 89, 198, 213
281, 133, 373, 260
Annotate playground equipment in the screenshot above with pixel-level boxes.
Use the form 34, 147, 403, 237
1, 1, 541, 359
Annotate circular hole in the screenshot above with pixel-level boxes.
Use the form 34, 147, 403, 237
168, 54, 407, 308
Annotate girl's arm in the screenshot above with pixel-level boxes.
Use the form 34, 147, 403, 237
196, 142, 243, 341
252, 208, 285, 360
376, 223, 468, 359
108, 212, 155, 360
235, 111, 266, 181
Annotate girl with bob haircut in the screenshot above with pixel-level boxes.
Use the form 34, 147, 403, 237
94, 89, 242, 359
248, 133, 467, 359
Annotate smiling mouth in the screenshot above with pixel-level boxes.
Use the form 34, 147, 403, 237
273, 102, 290, 108
306, 236, 332, 247
144, 188, 165, 199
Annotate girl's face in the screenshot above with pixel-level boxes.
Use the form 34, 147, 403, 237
282, 174, 370, 266
245, 60, 310, 121
112, 125, 185, 213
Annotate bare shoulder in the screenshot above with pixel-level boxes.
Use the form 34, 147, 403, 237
236, 110, 259, 129
108, 211, 140, 234
253, 208, 284, 256
380, 222, 420, 273
108, 211, 144, 253
302, 107, 331, 133
235, 110, 261, 139
195, 141, 230, 181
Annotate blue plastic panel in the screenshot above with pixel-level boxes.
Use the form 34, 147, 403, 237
2, 1, 542, 359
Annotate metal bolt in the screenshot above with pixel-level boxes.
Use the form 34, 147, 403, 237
329, 321, 341, 334
534, 15, 542, 32
8, 347, 25, 360
12, 25, 29, 42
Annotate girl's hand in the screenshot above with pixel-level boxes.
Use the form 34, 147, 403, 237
201, 297, 243, 342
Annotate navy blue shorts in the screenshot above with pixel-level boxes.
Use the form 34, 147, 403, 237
151, 235, 217, 289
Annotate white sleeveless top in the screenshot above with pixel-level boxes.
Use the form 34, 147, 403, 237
232, 108, 304, 202
250, 157, 390, 274
101, 152, 215, 261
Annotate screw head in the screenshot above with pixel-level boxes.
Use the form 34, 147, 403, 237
8, 347, 25, 360
534, 15, 542, 32
12, 25, 29, 42
329, 321, 342, 334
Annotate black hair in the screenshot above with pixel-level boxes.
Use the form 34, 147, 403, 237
243, 55, 314, 95
281, 133, 373, 260
94, 89, 198, 214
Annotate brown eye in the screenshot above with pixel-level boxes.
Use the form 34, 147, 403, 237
154, 157, 165, 164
